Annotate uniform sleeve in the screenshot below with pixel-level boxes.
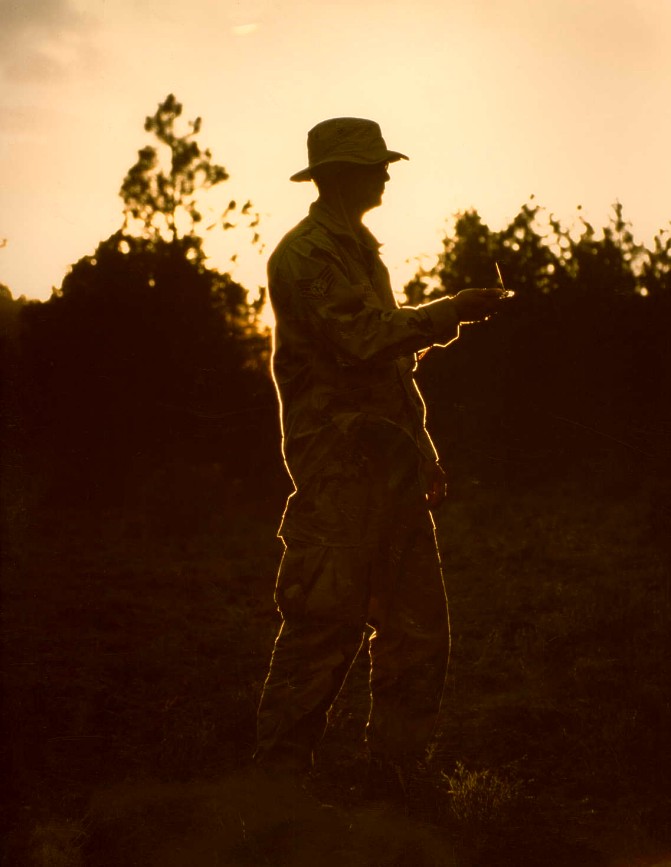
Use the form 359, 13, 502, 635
277, 242, 460, 365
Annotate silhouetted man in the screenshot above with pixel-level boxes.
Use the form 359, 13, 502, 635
256, 117, 504, 791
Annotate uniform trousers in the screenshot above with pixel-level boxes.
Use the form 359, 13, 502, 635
256, 424, 450, 770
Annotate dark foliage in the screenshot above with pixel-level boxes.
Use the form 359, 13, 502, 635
19, 233, 275, 503
406, 200, 671, 492
5, 96, 277, 508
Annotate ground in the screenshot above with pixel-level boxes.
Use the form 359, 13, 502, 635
2, 468, 670, 866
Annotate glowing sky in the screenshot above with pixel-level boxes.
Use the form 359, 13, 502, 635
1, 0, 670, 303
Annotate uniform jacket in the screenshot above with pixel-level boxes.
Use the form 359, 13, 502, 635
268, 199, 461, 545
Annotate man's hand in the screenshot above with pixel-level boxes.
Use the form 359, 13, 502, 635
452, 288, 506, 323
424, 461, 448, 510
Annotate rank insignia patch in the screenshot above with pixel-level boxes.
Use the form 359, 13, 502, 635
297, 266, 336, 300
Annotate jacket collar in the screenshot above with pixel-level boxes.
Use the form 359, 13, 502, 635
309, 199, 381, 251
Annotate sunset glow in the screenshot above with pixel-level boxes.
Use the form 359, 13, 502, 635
1, 0, 670, 302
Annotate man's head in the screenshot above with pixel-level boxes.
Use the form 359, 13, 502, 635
290, 117, 407, 217
311, 159, 390, 214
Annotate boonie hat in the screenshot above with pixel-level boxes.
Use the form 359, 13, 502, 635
290, 117, 408, 182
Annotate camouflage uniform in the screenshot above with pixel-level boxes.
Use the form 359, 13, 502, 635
256, 198, 462, 771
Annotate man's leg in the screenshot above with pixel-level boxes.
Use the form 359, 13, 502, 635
366, 507, 450, 763
256, 542, 371, 772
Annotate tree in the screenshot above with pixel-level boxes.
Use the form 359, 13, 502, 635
119, 93, 262, 262
406, 199, 659, 307
19, 96, 276, 506
404, 201, 670, 487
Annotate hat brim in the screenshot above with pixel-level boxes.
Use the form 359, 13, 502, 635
289, 150, 408, 183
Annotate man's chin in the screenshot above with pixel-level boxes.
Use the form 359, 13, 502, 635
361, 193, 384, 214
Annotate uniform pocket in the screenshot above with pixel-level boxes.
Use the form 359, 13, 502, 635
275, 543, 370, 623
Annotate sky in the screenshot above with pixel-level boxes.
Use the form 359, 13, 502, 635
1, 0, 670, 307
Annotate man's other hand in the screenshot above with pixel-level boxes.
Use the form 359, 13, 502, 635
424, 461, 448, 510
453, 288, 506, 323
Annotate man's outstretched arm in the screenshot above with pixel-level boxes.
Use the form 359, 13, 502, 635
273, 243, 505, 365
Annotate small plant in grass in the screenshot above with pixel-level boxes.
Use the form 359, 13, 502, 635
442, 761, 524, 861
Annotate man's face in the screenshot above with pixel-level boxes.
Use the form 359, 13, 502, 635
343, 161, 391, 214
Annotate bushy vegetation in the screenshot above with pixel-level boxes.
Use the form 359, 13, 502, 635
3, 95, 275, 510
1, 98, 670, 865
407, 199, 670, 495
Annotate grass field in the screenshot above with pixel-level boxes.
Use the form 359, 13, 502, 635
2, 466, 670, 866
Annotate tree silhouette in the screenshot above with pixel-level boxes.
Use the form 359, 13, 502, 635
406, 199, 664, 306
406, 201, 670, 487
19, 96, 275, 506
120, 93, 262, 260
